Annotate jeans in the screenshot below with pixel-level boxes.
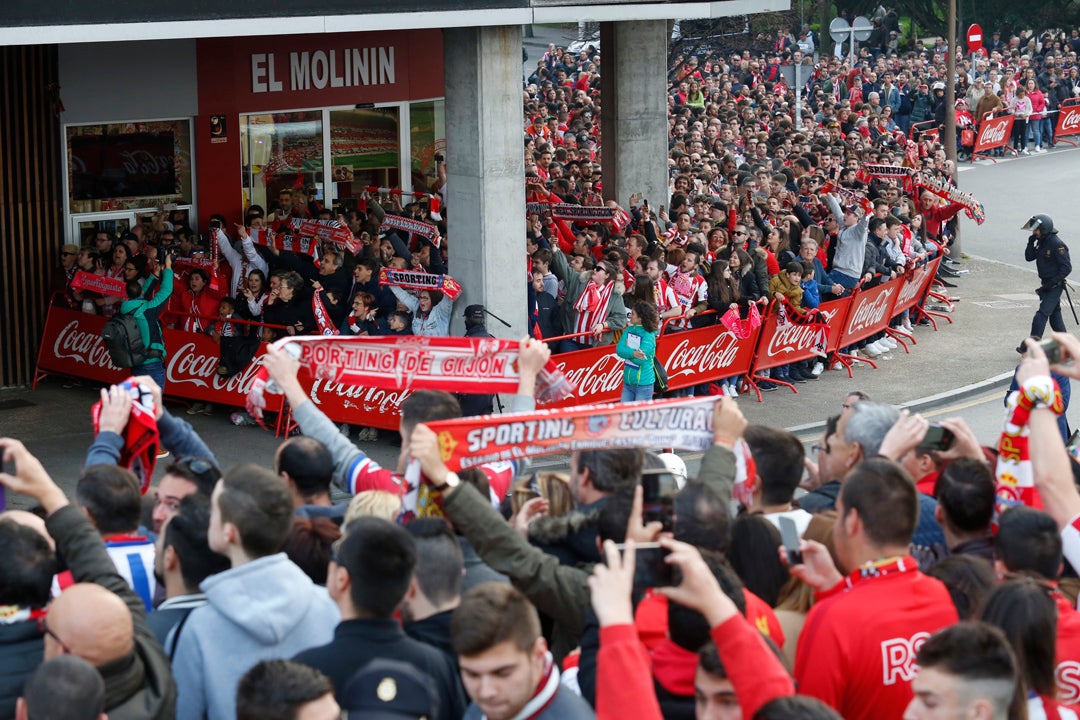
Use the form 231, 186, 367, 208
133, 360, 166, 390
1044, 116, 1055, 146
1030, 118, 1044, 148
557, 338, 591, 354
829, 270, 861, 291
622, 383, 654, 402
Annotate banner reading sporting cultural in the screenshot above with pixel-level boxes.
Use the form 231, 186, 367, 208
425, 396, 720, 470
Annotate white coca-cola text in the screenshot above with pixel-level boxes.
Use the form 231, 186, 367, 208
310, 378, 411, 415
766, 310, 836, 357
166, 342, 265, 395
557, 352, 625, 399
53, 320, 119, 370
847, 288, 895, 335
979, 119, 1009, 146
1060, 108, 1080, 134
664, 332, 742, 377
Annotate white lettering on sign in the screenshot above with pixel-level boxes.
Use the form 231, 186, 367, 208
250, 53, 284, 93
980, 119, 1009, 145
1061, 108, 1080, 132
277, 47, 396, 93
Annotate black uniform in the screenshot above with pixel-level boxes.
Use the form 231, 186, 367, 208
458, 323, 495, 417
1026, 229, 1072, 338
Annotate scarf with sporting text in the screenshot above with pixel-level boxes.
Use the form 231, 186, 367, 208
91, 380, 160, 494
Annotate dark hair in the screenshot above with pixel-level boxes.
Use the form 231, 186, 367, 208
729, 514, 788, 607
595, 491, 634, 544
282, 517, 341, 587
164, 494, 230, 592
979, 579, 1058, 698
574, 449, 643, 495
743, 425, 805, 506
452, 582, 541, 657
164, 456, 221, 497
839, 458, 918, 548
996, 506, 1062, 580
632, 302, 660, 333
674, 480, 731, 554
926, 555, 996, 620
400, 390, 461, 436
217, 464, 294, 558
276, 437, 334, 501
685, 242, 707, 262
22, 656, 106, 720
125, 279, 143, 299
188, 268, 210, 286
339, 516, 416, 617
753, 696, 843, 720
390, 309, 413, 327
915, 621, 1020, 711
76, 464, 142, 535
669, 550, 745, 651
405, 519, 464, 607
697, 641, 727, 678
0, 519, 55, 608
934, 458, 995, 535
236, 659, 334, 720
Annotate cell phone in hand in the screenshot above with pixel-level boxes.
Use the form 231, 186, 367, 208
918, 424, 955, 452
615, 542, 673, 588
1037, 337, 1063, 364
779, 516, 802, 565
641, 470, 675, 532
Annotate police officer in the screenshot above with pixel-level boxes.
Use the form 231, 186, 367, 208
459, 305, 495, 417
1019, 214, 1072, 352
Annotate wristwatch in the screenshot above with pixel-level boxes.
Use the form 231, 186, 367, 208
432, 472, 461, 492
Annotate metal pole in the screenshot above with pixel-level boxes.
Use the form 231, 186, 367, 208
795, 63, 802, 130
945, 0, 960, 254
850, 26, 856, 61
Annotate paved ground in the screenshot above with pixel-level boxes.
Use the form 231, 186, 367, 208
3, 62, 1078, 507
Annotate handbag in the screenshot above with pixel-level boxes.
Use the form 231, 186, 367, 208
961, 127, 975, 146
653, 357, 669, 393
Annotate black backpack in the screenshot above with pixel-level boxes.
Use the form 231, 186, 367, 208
102, 311, 151, 368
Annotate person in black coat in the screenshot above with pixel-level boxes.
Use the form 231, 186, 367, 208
459, 305, 497, 418
1022, 213, 1072, 346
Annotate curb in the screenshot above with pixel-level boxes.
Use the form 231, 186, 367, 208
786, 371, 1015, 438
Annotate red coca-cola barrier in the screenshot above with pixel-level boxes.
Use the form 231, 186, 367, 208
973, 114, 1014, 157
836, 276, 904, 349
893, 257, 942, 315
1055, 101, 1080, 147
751, 297, 849, 375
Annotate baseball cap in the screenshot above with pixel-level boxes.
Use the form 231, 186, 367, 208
340, 660, 439, 720
464, 304, 486, 322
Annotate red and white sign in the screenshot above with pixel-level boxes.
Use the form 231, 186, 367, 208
893, 257, 942, 315
752, 298, 848, 373
974, 114, 1014, 154
1056, 103, 1080, 139
838, 278, 903, 347
966, 24, 983, 54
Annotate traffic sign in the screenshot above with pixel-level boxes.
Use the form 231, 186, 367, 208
852, 16, 873, 42
829, 17, 850, 43
967, 23, 983, 53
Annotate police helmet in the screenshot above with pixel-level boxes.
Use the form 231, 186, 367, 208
1022, 214, 1055, 234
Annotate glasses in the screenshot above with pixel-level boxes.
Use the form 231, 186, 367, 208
173, 455, 220, 487
38, 616, 72, 653
732, 230, 747, 237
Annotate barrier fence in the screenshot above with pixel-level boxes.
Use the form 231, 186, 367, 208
35, 261, 951, 431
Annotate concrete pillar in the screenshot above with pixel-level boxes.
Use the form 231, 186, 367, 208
600, 20, 670, 212
443, 25, 526, 339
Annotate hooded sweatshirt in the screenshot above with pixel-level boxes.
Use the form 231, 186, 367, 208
172, 553, 339, 720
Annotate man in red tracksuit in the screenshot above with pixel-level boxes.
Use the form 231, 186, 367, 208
792, 458, 958, 720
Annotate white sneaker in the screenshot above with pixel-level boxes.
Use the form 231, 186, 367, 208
896, 325, 914, 337
831, 361, 845, 371
1022, 148, 1031, 155
728, 384, 739, 398
862, 342, 882, 358
811, 362, 825, 377
882, 337, 898, 349
1036, 147, 1047, 153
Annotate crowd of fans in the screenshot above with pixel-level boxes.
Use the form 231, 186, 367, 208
6, 329, 1080, 719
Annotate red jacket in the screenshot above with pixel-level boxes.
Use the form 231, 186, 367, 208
596, 614, 794, 720
795, 556, 958, 720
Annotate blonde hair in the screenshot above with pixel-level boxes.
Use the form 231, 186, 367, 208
511, 472, 574, 517
343, 490, 402, 529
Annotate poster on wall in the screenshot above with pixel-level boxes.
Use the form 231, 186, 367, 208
210, 115, 227, 143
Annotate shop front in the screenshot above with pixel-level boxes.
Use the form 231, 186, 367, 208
60, 29, 445, 244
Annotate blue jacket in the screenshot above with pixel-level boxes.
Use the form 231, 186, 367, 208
616, 325, 658, 386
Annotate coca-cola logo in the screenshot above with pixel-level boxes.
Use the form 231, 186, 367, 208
896, 267, 929, 306
766, 309, 838, 357
847, 288, 895, 335
120, 150, 173, 176
557, 352, 625, 399
665, 332, 742, 377
53, 320, 119, 370
979, 119, 1009, 145
310, 379, 410, 416
166, 342, 265, 394
1060, 108, 1080, 133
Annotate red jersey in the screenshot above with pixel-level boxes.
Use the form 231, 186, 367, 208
796, 556, 958, 720
1056, 590, 1080, 704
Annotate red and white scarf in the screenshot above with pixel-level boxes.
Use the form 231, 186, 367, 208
378, 267, 462, 300
380, 214, 440, 243
249, 227, 319, 257
994, 375, 1064, 523
573, 280, 615, 335
91, 380, 160, 494
71, 270, 126, 298
246, 335, 576, 425
311, 292, 338, 335
288, 217, 359, 254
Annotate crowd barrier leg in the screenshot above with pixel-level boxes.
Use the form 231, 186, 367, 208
835, 349, 878, 372
884, 326, 914, 353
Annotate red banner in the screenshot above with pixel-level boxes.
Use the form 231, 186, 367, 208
1056, 104, 1080, 139
974, 115, 1013, 154
378, 267, 462, 300
427, 396, 720, 471
836, 277, 904, 348
752, 298, 849, 373
893, 257, 942, 315
70, 271, 126, 298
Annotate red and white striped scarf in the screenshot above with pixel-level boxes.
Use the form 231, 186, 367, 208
573, 280, 615, 335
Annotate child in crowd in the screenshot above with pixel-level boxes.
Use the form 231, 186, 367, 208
769, 262, 808, 383
387, 310, 414, 336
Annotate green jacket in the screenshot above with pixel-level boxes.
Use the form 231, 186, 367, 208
119, 269, 174, 356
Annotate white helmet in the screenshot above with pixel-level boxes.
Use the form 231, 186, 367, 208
656, 453, 688, 489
